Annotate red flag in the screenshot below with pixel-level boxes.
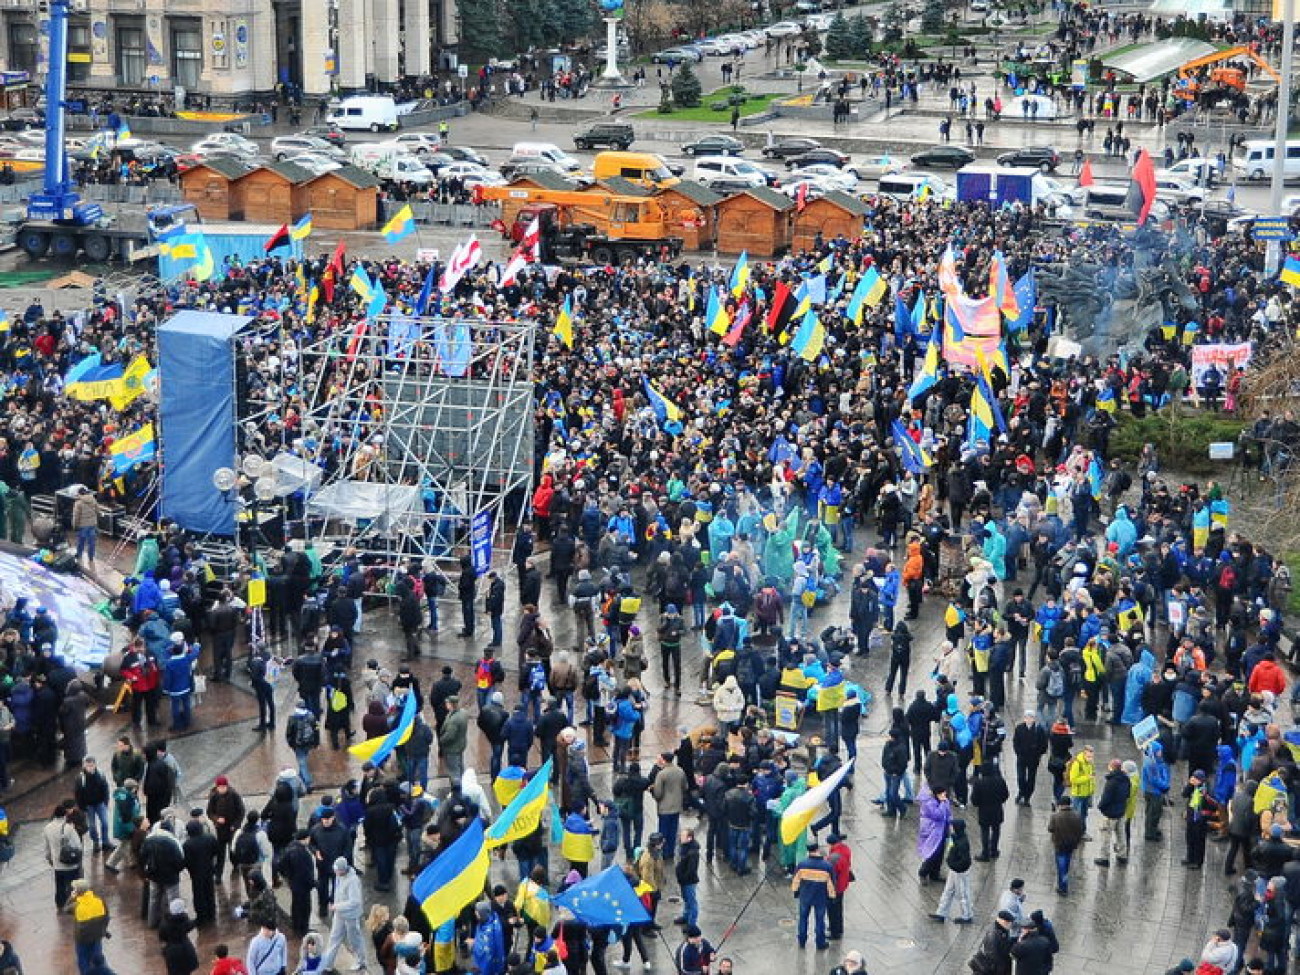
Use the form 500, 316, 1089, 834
1131, 148, 1157, 225
263, 223, 290, 253
795, 182, 808, 213
1078, 158, 1094, 187
345, 318, 368, 362
327, 239, 346, 277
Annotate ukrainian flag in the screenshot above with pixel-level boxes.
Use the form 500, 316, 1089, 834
0, 310, 10, 333
845, 271, 871, 326
643, 376, 683, 427
348, 688, 417, 765
561, 812, 597, 863
109, 355, 152, 410
553, 296, 574, 348
514, 878, 551, 929
433, 920, 457, 971
729, 250, 750, 297
706, 287, 730, 336
1281, 255, 1300, 288
891, 419, 931, 473
790, 309, 826, 363
381, 203, 416, 244
109, 423, 155, 474
908, 331, 941, 401
1088, 456, 1105, 501
780, 759, 853, 845
486, 758, 552, 849
493, 766, 526, 807
350, 266, 374, 302
290, 212, 313, 241
861, 266, 887, 307
117, 119, 131, 140
412, 816, 491, 930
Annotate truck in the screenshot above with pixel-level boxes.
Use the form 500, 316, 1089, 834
349, 143, 435, 185
475, 184, 682, 264
12, 0, 201, 262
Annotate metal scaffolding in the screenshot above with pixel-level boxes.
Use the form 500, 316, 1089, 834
275, 314, 537, 571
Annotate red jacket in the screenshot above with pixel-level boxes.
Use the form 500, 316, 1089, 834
827, 839, 853, 895
1249, 659, 1287, 697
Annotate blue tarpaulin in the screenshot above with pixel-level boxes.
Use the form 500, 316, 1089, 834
157, 311, 250, 534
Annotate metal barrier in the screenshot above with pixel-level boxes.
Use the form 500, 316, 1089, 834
378, 198, 500, 227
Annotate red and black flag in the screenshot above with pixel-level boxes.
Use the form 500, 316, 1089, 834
263, 223, 290, 253
765, 279, 796, 334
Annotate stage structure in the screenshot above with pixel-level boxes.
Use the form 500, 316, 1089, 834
276, 314, 537, 571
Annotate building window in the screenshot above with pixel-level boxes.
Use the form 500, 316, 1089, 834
170, 19, 202, 89
68, 22, 91, 82
7, 22, 37, 75
115, 22, 146, 87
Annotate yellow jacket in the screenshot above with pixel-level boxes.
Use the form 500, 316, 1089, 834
1067, 754, 1095, 799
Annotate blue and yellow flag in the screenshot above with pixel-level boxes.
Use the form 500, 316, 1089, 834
110, 423, 155, 474
1281, 255, 1300, 288
290, 212, 313, 241
350, 265, 374, 302
891, 419, 932, 473
642, 377, 683, 430
381, 204, 416, 244
706, 287, 730, 336
486, 758, 552, 849
790, 309, 826, 363
908, 331, 941, 401
348, 688, 417, 765
493, 766, 526, 807
1088, 455, 1105, 501
729, 250, 750, 297
553, 297, 574, 348
412, 816, 491, 930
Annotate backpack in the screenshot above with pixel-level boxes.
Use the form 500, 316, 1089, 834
247, 654, 267, 682
232, 829, 260, 866
528, 662, 547, 693
290, 713, 318, 750
1218, 564, 1238, 591
1064, 654, 1083, 683
1046, 665, 1065, 699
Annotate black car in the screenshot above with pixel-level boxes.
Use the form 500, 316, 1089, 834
680, 134, 744, 157
574, 121, 635, 151
438, 145, 489, 167
785, 147, 850, 169
2, 108, 42, 131
996, 146, 1060, 172
909, 145, 975, 169
761, 137, 822, 159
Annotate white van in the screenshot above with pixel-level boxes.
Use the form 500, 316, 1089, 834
327, 95, 401, 132
509, 142, 582, 173
349, 143, 433, 184
692, 156, 768, 189
877, 172, 950, 201
1232, 139, 1300, 182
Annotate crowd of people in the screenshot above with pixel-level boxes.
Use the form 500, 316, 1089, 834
0, 123, 1296, 975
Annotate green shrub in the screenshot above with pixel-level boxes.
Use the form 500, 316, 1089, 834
1111, 410, 1244, 474
672, 62, 702, 108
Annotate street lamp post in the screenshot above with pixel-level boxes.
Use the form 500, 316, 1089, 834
1267, 0, 1295, 275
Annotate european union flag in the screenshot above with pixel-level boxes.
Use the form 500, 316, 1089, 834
1006, 272, 1037, 333
552, 865, 651, 930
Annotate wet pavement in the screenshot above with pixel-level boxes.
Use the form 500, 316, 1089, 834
0, 530, 1244, 975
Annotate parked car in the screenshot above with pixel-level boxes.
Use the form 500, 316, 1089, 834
786, 147, 850, 170
761, 137, 822, 160
910, 145, 976, 168
681, 134, 744, 157
765, 20, 804, 36
652, 46, 703, 64
388, 132, 443, 157
191, 133, 259, 158
499, 156, 574, 181
284, 153, 342, 176
437, 145, 489, 167
1152, 173, 1206, 206
786, 164, 857, 192
855, 154, 903, 180
271, 135, 345, 161
995, 146, 1060, 171
302, 124, 347, 147
574, 121, 635, 151
1, 108, 42, 131
1160, 157, 1221, 187
693, 155, 770, 189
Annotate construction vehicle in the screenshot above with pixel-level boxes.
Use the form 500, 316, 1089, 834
1173, 45, 1281, 102
475, 184, 683, 263
13, 0, 198, 262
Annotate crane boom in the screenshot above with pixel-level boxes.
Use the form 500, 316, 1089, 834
26, 0, 100, 225
1177, 45, 1281, 85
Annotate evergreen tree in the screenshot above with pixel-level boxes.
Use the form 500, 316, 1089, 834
922, 0, 945, 32
671, 62, 702, 108
849, 16, 874, 58
460, 0, 504, 62
824, 14, 854, 60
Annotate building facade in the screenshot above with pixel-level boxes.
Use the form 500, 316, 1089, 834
0, 0, 458, 102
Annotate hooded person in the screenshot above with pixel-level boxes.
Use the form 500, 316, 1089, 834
1105, 506, 1138, 558
1122, 648, 1155, 725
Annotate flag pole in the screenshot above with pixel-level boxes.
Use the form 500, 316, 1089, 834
1267, 0, 1296, 275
